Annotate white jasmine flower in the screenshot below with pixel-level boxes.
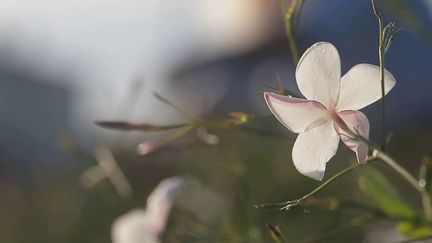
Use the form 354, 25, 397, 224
111, 177, 184, 243
264, 42, 396, 181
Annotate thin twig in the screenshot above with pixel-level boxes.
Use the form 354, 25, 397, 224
153, 91, 196, 119
373, 149, 432, 220
255, 132, 432, 220
349, 125, 432, 220
254, 160, 375, 209
371, 0, 387, 151
280, 0, 305, 65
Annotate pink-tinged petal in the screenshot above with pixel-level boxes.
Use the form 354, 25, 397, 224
111, 177, 184, 243
137, 141, 159, 155
264, 92, 327, 133
336, 110, 370, 162
292, 121, 340, 181
337, 64, 396, 111
146, 178, 184, 236
296, 42, 341, 108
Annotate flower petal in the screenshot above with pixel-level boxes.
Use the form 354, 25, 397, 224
337, 64, 396, 111
292, 121, 340, 180
112, 209, 155, 243
146, 178, 184, 236
296, 42, 341, 108
336, 110, 370, 162
264, 92, 327, 133
111, 178, 184, 243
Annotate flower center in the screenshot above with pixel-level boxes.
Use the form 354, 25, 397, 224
327, 106, 349, 131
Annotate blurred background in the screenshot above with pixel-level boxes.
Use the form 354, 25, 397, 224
0, 0, 431, 242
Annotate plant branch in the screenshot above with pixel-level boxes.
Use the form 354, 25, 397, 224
254, 159, 375, 210
348, 126, 432, 220
371, 0, 387, 151
255, 128, 432, 219
153, 91, 196, 119
373, 149, 432, 220
280, 0, 305, 65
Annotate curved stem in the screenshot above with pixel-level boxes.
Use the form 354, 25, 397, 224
373, 149, 432, 220
255, 159, 375, 209
342, 126, 432, 219
256, 136, 432, 220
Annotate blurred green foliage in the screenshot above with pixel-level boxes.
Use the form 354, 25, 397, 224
358, 166, 416, 219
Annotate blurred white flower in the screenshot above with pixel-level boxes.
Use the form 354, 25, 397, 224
136, 141, 159, 156
264, 42, 396, 181
111, 177, 184, 243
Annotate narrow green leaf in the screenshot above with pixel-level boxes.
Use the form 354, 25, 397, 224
398, 220, 432, 239
397, 153, 432, 241
357, 167, 417, 218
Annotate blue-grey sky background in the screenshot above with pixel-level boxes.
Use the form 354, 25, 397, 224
0, 0, 430, 161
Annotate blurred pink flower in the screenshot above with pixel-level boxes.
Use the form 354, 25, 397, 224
137, 141, 159, 156
264, 42, 396, 181
111, 177, 184, 243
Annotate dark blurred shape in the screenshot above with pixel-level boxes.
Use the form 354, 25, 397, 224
96, 121, 185, 132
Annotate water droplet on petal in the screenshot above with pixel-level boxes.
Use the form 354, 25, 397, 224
322, 48, 326, 53
326, 71, 330, 77
315, 58, 319, 62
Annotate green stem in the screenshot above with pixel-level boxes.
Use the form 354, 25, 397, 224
255, 160, 375, 209
344, 126, 432, 220
293, 0, 305, 30
371, 0, 387, 151
255, 140, 432, 219
280, 0, 304, 65
285, 13, 300, 65
379, 46, 386, 151
373, 149, 432, 220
